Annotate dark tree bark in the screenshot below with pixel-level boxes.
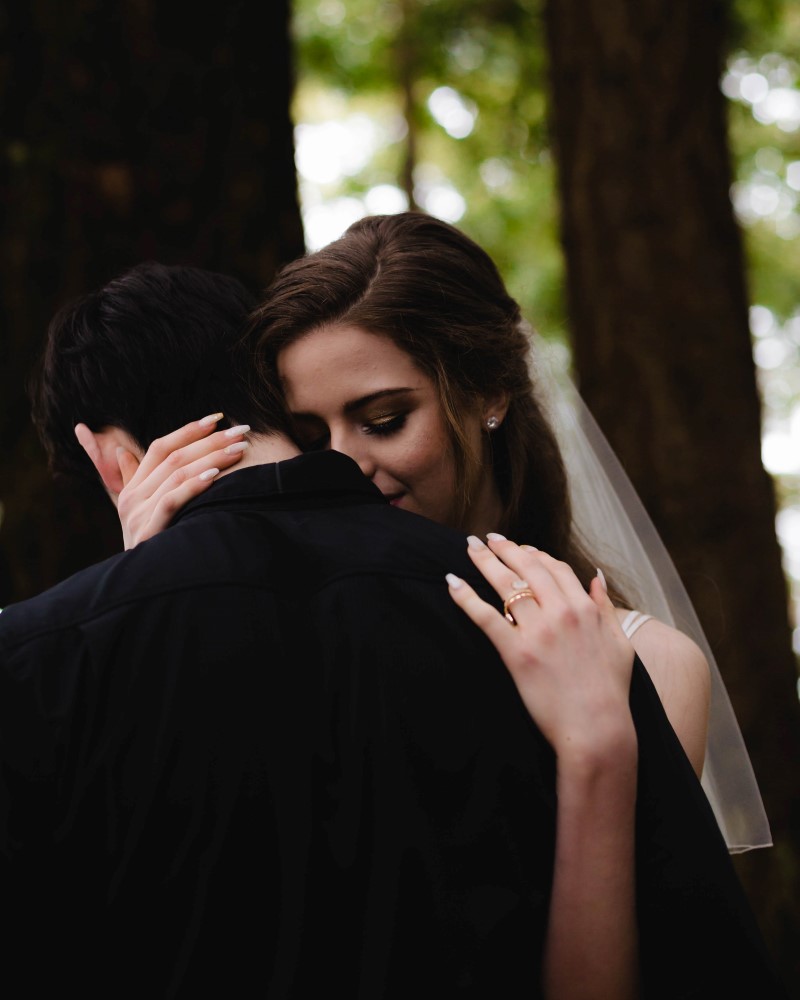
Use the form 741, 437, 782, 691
0, 0, 304, 606
545, 0, 800, 989
397, 39, 419, 208
397, 0, 421, 212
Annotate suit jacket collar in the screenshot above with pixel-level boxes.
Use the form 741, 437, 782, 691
173, 451, 386, 524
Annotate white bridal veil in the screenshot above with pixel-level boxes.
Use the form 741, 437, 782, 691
530, 330, 772, 853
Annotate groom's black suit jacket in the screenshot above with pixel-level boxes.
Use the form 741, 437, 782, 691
0, 452, 786, 998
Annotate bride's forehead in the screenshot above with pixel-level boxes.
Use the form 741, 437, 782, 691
279, 324, 420, 388
278, 332, 436, 421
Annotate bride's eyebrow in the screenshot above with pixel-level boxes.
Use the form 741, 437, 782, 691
343, 387, 419, 414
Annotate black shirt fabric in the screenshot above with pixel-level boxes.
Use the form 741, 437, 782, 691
0, 452, 787, 998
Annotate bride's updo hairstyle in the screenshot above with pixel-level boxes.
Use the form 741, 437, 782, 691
248, 211, 604, 593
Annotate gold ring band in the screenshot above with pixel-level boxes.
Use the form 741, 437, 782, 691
503, 589, 537, 625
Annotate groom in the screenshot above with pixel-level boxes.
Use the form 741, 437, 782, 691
5, 262, 558, 997
2, 262, 784, 998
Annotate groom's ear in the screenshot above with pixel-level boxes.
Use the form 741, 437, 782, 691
74, 423, 140, 503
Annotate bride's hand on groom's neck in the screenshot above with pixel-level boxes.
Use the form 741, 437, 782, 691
74, 414, 249, 549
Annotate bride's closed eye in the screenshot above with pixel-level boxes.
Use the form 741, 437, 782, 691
364, 413, 407, 437
292, 412, 409, 451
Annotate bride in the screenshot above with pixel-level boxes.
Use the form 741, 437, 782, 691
108, 211, 768, 841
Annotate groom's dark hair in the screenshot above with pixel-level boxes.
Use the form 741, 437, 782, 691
31, 261, 290, 484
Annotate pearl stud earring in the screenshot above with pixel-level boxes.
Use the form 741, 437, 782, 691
485, 416, 500, 431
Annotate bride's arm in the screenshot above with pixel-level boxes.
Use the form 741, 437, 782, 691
617, 612, 710, 777
447, 536, 638, 1000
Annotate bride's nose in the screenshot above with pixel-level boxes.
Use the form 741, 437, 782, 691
328, 427, 376, 480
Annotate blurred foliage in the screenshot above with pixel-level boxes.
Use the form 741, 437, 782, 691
291, 0, 800, 343
290, 0, 800, 632
291, 0, 564, 337
729, 0, 789, 51
722, 3, 800, 551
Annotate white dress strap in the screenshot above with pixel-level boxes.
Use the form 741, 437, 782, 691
621, 609, 654, 639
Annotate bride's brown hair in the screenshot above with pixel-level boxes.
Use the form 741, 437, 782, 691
248, 211, 617, 597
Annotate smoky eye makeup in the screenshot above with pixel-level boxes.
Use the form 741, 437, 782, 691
363, 412, 407, 436
354, 389, 418, 437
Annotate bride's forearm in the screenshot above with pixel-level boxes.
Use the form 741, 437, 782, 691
543, 727, 639, 1000
444, 541, 640, 996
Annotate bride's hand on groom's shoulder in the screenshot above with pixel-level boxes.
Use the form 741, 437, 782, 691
77, 414, 249, 549
446, 535, 636, 763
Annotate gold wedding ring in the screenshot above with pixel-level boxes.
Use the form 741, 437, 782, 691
503, 588, 537, 625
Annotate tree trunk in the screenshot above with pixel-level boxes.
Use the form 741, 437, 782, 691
0, 0, 304, 606
397, 0, 421, 212
545, 0, 800, 989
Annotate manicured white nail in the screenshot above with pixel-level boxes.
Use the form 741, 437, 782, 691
486, 532, 506, 541
511, 578, 528, 590
224, 441, 249, 455
467, 535, 486, 550
446, 573, 464, 589
199, 467, 219, 482
224, 424, 250, 437
596, 567, 607, 592
199, 412, 224, 427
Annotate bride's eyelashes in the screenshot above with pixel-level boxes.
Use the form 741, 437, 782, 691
363, 413, 407, 437
293, 412, 409, 451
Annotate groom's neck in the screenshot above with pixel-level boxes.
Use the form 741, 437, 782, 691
216, 431, 301, 478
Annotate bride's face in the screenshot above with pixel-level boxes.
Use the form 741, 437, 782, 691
278, 323, 484, 529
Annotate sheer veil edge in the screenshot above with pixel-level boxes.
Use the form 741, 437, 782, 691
529, 330, 772, 853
